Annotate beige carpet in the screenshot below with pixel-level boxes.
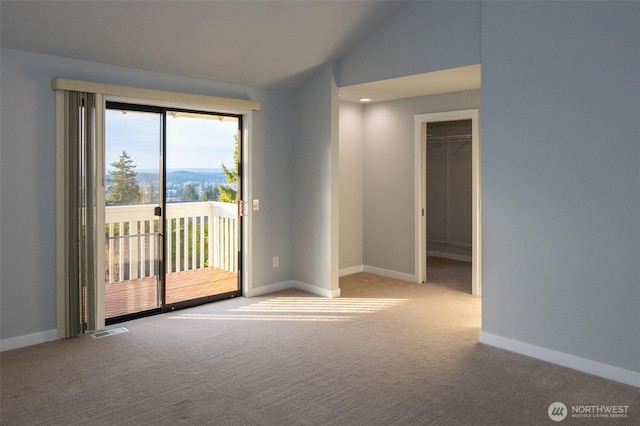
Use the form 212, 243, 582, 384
1, 258, 638, 425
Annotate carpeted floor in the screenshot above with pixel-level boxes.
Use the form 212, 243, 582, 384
1, 258, 638, 425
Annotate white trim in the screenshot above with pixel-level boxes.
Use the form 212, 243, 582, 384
339, 265, 364, 277
243, 280, 341, 298
94, 94, 106, 331
244, 280, 297, 297
241, 112, 254, 298
52, 78, 261, 111
479, 331, 640, 388
0, 330, 58, 352
414, 109, 481, 296
293, 281, 341, 298
363, 265, 415, 283
414, 118, 426, 284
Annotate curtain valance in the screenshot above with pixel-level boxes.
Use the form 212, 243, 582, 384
52, 78, 261, 111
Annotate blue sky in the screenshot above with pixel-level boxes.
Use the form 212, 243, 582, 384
105, 109, 238, 171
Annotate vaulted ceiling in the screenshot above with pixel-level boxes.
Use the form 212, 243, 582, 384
1, 0, 409, 90
1, 1, 480, 101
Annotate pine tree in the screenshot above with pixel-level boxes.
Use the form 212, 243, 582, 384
199, 185, 220, 201
107, 151, 141, 205
219, 136, 238, 203
181, 183, 199, 201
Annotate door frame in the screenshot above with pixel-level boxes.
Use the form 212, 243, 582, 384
414, 109, 481, 296
99, 95, 255, 323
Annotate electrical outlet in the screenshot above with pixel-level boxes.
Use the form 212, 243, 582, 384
272, 256, 279, 268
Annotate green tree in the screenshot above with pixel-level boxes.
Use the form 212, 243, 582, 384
181, 183, 199, 201
107, 151, 140, 205
219, 136, 238, 203
199, 185, 220, 201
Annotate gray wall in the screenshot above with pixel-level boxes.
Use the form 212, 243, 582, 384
481, 2, 640, 372
338, 102, 364, 271
0, 48, 294, 340
249, 89, 295, 290
337, 0, 480, 86
337, 0, 639, 375
361, 91, 480, 275
291, 63, 339, 294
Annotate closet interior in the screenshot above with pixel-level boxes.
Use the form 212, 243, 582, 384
426, 119, 472, 263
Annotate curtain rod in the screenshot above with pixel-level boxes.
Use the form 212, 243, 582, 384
51, 78, 261, 111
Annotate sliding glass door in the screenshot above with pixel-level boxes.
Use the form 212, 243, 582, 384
164, 111, 241, 308
104, 103, 241, 322
104, 106, 163, 319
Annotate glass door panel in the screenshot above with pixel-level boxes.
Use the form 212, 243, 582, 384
104, 106, 163, 320
165, 111, 240, 306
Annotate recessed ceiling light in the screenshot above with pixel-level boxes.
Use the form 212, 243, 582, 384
359, 98, 371, 103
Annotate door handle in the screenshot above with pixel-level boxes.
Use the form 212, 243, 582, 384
154, 206, 162, 216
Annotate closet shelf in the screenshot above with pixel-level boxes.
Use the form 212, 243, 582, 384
427, 239, 472, 249
427, 134, 472, 144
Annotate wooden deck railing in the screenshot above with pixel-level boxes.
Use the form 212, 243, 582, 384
105, 201, 238, 284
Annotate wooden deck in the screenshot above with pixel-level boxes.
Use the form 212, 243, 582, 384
105, 267, 238, 318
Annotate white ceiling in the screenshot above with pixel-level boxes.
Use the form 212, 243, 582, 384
338, 64, 481, 104
1, 1, 480, 98
1, 0, 408, 90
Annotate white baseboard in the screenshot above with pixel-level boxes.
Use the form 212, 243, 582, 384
0, 329, 58, 352
292, 280, 341, 298
339, 265, 364, 277
244, 280, 296, 297
479, 331, 640, 388
428, 251, 472, 263
363, 265, 416, 283
245, 280, 340, 298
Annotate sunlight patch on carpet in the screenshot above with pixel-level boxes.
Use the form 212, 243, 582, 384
168, 313, 354, 322
231, 297, 406, 314
167, 297, 406, 322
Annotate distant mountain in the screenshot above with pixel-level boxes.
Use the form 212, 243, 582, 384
166, 169, 228, 185
108, 168, 228, 186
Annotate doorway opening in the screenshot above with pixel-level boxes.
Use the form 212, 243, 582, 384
104, 102, 243, 323
414, 109, 481, 296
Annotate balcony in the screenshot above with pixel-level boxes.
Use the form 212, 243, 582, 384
104, 201, 238, 318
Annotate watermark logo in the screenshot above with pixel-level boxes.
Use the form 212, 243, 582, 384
548, 402, 568, 422
547, 401, 631, 421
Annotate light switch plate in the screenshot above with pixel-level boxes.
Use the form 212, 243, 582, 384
253, 199, 259, 211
